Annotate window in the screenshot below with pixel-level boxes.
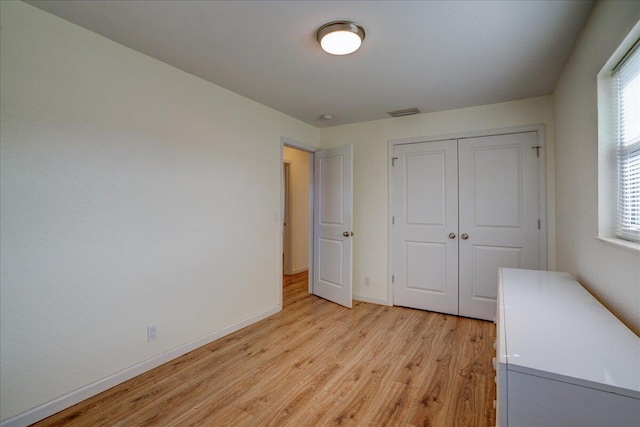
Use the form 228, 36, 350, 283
614, 40, 640, 243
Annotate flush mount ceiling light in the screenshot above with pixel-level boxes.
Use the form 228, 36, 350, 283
316, 21, 365, 55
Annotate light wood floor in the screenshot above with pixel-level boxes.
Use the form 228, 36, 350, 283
34, 272, 496, 426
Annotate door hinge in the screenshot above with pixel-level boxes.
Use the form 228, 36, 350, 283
392, 275, 395, 284
532, 146, 542, 158
391, 156, 398, 166
538, 219, 541, 230
392, 216, 395, 225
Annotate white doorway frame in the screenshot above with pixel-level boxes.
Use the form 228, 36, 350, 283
387, 124, 548, 306
280, 137, 318, 305
283, 161, 293, 275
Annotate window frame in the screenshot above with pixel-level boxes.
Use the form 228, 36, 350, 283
613, 41, 640, 243
597, 24, 640, 250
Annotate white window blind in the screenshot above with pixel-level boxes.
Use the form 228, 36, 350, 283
614, 40, 640, 243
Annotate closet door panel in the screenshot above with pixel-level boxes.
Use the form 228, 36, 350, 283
472, 245, 521, 300
458, 132, 540, 320
392, 140, 458, 315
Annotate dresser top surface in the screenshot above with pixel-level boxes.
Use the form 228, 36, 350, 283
499, 268, 640, 396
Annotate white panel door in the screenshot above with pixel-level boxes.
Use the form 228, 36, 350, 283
313, 145, 353, 308
392, 140, 459, 315
458, 132, 540, 320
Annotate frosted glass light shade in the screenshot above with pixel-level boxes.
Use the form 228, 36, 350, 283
316, 21, 365, 56
320, 30, 361, 55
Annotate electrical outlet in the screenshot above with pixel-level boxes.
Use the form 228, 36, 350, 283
147, 324, 157, 341
364, 276, 370, 286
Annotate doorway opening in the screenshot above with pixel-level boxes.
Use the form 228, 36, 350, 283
281, 138, 354, 309
282, 146, 310, 276
282, 143, 313, 307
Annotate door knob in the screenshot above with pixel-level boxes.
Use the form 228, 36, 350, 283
461, 233, 469, 240
343, 231, 350, 237
448, 232, 456, 239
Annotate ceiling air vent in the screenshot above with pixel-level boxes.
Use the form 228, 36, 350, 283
387, 107, 421, 118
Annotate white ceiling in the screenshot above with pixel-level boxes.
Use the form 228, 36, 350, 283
26, 0, 594, 128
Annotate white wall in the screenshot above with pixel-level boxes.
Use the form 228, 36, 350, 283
283, 146, 310, 274
0, 2, 318, 423
319, 96, 556, 304
554, 0, 640, 335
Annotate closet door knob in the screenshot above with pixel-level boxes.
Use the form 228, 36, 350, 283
461, 233, 469, 240
448, 232, 456, 239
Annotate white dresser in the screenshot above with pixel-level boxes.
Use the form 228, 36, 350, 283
495, 268, 640, 427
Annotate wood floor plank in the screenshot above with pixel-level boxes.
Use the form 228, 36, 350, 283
33, 271, 496, 426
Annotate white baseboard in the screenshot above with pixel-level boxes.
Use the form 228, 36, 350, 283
0, 306, 281, 427
291, 266, 308, 274
353, 294, 391, 306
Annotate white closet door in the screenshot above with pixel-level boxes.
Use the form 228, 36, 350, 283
392, 140, 459, 315
458, 132, 540, 320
